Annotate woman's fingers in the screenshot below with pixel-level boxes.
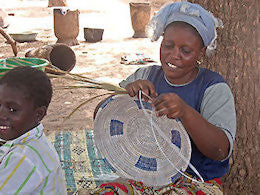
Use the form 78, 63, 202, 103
125, 80, 158, 101
152, 93, 183, 118
147, 84, 158, 99
125, 84, 135, 97
155, 107, 168, 117
126, 87, 187, 119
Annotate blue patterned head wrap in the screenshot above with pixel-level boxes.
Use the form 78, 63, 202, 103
147, 1, 223, 55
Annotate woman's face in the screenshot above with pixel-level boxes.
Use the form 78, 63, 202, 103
160, 24, 205, 85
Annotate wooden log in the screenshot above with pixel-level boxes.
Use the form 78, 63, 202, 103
25, 43, 76, 72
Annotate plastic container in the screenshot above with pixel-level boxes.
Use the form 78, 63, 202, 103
0, 57, 49, 77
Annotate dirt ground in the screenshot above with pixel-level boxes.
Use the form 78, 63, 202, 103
0, 0, 173, 134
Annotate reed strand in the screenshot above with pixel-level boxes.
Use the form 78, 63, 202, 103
1, 57, 127, 119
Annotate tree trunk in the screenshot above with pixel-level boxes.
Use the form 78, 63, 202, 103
189, 0, 259, 194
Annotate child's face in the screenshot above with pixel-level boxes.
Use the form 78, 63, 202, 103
160, 25, 205, 85
0, 84, 40, 141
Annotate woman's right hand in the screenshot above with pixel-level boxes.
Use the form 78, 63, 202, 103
125, 80, 158, 101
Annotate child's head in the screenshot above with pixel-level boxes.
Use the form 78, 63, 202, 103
0, 66, 52, 141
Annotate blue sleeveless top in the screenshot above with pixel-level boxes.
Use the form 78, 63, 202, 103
147, 65, 229, 180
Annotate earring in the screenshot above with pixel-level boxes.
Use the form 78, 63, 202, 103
196, 59, 203, 65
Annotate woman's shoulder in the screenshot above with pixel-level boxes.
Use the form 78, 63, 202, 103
198, 67, 226, 85
136, 64, 161, 72
119, 65, 162, 88
137, 64, 163, 76
125, 65, 161, 80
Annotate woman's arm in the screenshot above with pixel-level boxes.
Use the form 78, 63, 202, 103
181, 104, 230, 161
153, 83, 236, 161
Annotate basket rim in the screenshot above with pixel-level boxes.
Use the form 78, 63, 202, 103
0, 57, 49, 69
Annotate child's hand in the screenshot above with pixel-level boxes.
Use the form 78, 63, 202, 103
152, 93, 190, 119
125, 80, 158, 101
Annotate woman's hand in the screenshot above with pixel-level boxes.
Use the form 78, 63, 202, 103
125, 80, 158, 101
153, 93, 230, 161
152, 93, 190, 119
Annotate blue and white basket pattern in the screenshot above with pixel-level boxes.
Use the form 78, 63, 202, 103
94, 95, 191, 186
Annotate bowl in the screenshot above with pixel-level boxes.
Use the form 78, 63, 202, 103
0, 57, 49, 77
84, 28, 104, 43
9, 32, 38, 42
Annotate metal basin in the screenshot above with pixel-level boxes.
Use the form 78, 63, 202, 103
9, 32, 37, 42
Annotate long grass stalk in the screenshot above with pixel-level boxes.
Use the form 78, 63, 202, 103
46, 66, 109, 84
5, 58, 125, 92
11, 57, 37, 66
2, 57, 128, 120
0, 63, 16, 68
64, 92, 119, 121
45, 66, 96, 81
46, 73, 97, 84
46, 68, 126, 92
48, 73, 125, 92
10, 57, 51, 67
7, 58, 26, 66
54, 85, 103, 90
0, 61, 19, 68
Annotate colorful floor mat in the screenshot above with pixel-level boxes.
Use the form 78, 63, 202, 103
46, 129, 119, 193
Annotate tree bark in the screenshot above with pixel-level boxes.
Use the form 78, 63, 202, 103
188, 0, 259, 194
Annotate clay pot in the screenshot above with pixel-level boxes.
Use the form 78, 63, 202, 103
84, 28, 104, 43
25, 43, 76, 72
48, 0, 67, 7
53, 8, 79, 46
129, 2, 151, 38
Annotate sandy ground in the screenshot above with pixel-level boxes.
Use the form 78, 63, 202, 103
0, 0, 167, 134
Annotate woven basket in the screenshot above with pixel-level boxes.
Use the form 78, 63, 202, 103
94, 94, 191, 186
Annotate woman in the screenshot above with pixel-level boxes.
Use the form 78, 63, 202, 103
92, 2, 236, 194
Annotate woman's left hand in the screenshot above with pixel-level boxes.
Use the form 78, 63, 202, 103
152, 93, 189, 119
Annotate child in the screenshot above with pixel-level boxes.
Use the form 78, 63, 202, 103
0, 66, 66, 194
92, 2, 236, 194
